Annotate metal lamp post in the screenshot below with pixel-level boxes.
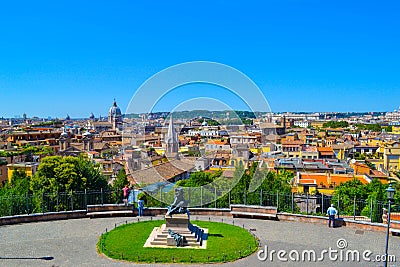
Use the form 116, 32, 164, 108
384, 184, 396, 267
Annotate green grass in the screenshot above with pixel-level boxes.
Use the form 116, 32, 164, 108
98, 220, 258, 263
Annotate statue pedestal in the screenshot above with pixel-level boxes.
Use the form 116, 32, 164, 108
143, 212, 207, 248
165, 214, 189, 229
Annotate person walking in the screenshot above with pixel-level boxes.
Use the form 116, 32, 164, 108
327, 204, 337, 228
122, 185, 130, 206
138, 197, 144, 217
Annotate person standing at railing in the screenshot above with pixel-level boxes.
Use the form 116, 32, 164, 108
122, 185, 130, 206
138, 197, 144, 217
128, 187, 135, 206
327, 204, 337, 228
382, 208, 388, 223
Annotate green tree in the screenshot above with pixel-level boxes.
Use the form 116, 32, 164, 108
0, 169, 32, 216
111, 168, 129, 203
383, 125, 393, 132
322, 121, 349, 128
360, 180, 388, 222
38, 146, 54, 155
353, 152, 366, 160
112, 168, 129, 190
206, 119, 220, 126
30, 155, 109, 195
29, 155, 109, 212
332, 178, 388, 222
241, 118, 253, 125
0, 169, 31, 196
355, 123, 381, 132
218, 163, 292, 208
22, 144, 39, 154
393, 182, 400, 209
11, 169, 30, 192
175, 170, 221, 207
176, 171, 215, 187
135, 164, 294, 210
332, 178, 367, 214
365, 161, 376, 170
22, 144, 39, 161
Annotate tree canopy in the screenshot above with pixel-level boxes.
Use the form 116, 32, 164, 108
322, 121, 349, 128
383, 125, 393, 132
331, 178, 391, 221
354, 123, 381, 132
0, 169, 31, 197
30, 155, 109, 194
333, 178, 387, 201
176, 170, 222, 187
112, 168, 129, 190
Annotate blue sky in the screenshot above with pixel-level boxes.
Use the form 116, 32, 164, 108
0, 1, 399, 118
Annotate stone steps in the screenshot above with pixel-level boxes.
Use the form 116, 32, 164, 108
152, 237, 198, 243
160, 230, 193, 235
154, 234, 197, 241
150, 240, 200, 247
144, 215, 207, 249
149, 223, 203, 247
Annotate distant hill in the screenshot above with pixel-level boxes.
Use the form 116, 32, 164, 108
125, 110, 259, 120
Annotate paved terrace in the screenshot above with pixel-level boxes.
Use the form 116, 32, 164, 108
1, 215, 400, 267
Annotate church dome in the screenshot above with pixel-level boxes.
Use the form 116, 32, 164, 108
109, 100, 122, 117
89, 112, 95, 120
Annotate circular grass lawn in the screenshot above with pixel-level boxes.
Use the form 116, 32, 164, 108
98, 219, 258, 263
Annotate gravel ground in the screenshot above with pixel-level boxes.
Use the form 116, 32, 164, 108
0, 215, 399, 267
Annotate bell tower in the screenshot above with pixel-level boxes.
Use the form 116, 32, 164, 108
165, 115, 179, 159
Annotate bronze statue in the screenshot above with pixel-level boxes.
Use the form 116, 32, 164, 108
168, 229, 185, 247
166, 187, 189, 217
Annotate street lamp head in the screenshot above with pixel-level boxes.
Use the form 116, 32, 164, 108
386, 184, 396, 201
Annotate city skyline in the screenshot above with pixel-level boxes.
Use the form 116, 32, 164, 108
3, 98, 400, 120
1, 107, 396, 121
1, 1, 400, 117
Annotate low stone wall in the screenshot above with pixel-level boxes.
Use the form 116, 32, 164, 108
87, 204, 132, 212
230, 204, 277, 215
0, 210, 87, 226
229, 204, 278, 220
278, 213, 328, 225
1, 206, 397, 235
142, 207, 231, 217
190, 208, 231, 216
86, 206, 231, 218
278, 212, 387, 232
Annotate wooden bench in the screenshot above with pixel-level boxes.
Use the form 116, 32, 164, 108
230, 205, 278, 220
86, 204, 134, 218
87, 204, 132, 212
390, 229, 400, 235
87, 210, 134, 218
